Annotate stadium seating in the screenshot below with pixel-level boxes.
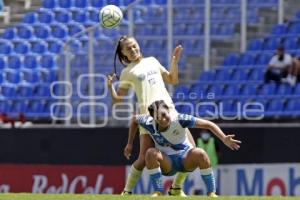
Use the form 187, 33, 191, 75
0, 0, 292, 121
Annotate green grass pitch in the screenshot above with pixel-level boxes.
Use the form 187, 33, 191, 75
0, 194, 298, 200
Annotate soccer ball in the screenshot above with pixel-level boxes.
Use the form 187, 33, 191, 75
99, 5, 123, 28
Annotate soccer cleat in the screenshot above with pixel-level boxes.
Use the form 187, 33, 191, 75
168, 186, 187, 197
121, 190, 132, 195
151, 191, 162, 197
208, 192, 218, 197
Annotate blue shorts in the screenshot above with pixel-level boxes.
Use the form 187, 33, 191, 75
162, 150, 190, 176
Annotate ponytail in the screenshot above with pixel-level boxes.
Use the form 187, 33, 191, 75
113, 35, 132, 78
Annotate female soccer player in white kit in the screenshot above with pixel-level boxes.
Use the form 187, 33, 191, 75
107, 35, 195, 196
126, 100, 241, 197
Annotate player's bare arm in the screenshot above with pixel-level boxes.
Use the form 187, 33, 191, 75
107, 74, 129, 105
124, 115, 139, 160
162, 45, 183, 85
194, 118, 241, 151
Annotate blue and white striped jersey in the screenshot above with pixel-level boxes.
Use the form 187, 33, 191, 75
136, 113, 196, 155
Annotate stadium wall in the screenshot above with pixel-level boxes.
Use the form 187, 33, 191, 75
0, 127, 299, 164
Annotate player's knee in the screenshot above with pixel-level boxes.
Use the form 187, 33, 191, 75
194, 148, 210, 165
145, 148, 160, 162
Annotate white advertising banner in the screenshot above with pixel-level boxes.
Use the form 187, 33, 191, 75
126, 163, 300, 196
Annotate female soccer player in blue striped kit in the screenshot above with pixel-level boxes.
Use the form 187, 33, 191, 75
107, 36, 195, 196
125, 100, 241, 197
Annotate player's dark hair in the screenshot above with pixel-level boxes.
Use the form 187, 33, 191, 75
113, 36, 131, 78
148, 100, 169, 118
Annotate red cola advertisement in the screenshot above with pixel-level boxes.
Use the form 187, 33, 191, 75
0, 164, 125, 193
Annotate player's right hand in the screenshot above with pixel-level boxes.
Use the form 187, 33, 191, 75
107, 73, 117, 87
124, 143, 133, 160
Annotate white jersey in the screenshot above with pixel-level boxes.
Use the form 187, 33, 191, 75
269, 54, 293, 69
136, 113, 196, 155
119, 57, 174, 114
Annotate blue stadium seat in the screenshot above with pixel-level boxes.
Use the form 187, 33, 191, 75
263, 37, 281, 51
223, 53, 239, 66
7, 55, 22, 69
30, 39, 48, 54
90, 0, 105, 8
155, 0, 167, 4
47, 39, 63, 53
42, 0, 57, 8
232, 69, 249, 81
198, 71, 215, 81
288, 24, 300, 35
0, 57, 6, 69
87, 8, 98, 23
223, 84, 241, 97
283, 37, 299, 50
258, 82, 276, 96
4, 69, 21, 84
248, 68, 264, 81
0, 40, 13, 54
21, 69, 40, 84
38, 9, 54, 24
271, 24, 288, 35
22, 12, 38, 24
68, 22, 85, 36
35, 84, 51, 97
16, 24, 34, 39
18, 83, 34, 98
72, 10, 88, 24
207, 84, 224, 96
13, 40, 31, 54
189, 83, 209, 98
241, 83, 259, 96
26, 100, 45, 117
2, 28, 16, 39
51, 24, 69, 39
74, 0, 88, 8
57, 0, 73, 8
294, 83, 300, 95
277, 83, 293, 96
239, 53, 256, 65
285, 99, 300, 117
247, 39, 263, 51
24, 54, 39, 69
33, 24, 51, 39
140, 0, 153, 5
123, 0, 135, 6
265, 98, 284, 117
1, 83, 17, 98
173, 85, 190, 99
215, 68, 232, 81
256, 53, 273, 65
40, 68, 58, 82
107, 0, 122, 6
54, 8, 72, 23
40, 54, 56, 69
0, 73, 3, 83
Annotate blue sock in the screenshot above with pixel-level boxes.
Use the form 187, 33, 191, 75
148, 168, 164, 194
200, 168, 216, 194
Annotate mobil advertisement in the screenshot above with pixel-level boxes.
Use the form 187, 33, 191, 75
129, 163, 300, 196
0, 164, 125, 194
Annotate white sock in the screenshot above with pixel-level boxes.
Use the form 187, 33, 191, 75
124, 165, 142, 192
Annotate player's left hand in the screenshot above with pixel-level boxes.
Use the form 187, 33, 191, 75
172, 45, 183, 64
223, 134, 241, 150
124, 143, 133, 160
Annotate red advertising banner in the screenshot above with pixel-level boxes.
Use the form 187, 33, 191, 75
0, 164, 125, 194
